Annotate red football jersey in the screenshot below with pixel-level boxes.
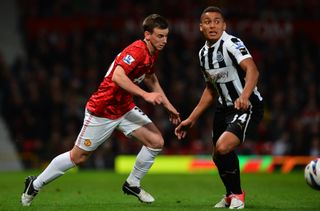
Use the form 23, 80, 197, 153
86, 40, 159, 119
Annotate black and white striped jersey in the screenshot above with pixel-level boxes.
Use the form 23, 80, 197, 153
199, 31, 263, 107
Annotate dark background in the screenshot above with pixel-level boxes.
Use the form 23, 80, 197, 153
0, 0, 319, 169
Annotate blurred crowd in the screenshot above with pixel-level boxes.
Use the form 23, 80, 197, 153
0, 0, 319, 169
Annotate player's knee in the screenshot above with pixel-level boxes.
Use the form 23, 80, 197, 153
215, 143, 231, 155
72, 152, 90, 165
148, 134, 164, 149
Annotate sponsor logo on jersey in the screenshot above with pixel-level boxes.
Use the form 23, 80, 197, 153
123, 54, 135, 65
208, 70, 229, 82
84, 139, 92, 147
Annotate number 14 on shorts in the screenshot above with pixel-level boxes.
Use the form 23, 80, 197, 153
231, 113, 248, 123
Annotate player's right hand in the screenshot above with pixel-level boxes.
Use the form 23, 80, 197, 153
174, 119, 193, 140
143, 92, 163, 105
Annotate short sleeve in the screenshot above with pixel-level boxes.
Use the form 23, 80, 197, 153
115, 46, 145, 74
225, 37, 252, 64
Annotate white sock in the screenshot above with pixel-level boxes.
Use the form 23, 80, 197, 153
126, 146, 161, 187
33, 151, 75, 190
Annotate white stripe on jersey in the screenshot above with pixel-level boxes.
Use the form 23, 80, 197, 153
105, 52, 122, 77
233, 73, 244, 96
219, 83, 231, 104
105, 60, 115, 77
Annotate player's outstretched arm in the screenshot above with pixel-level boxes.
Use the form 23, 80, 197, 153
112, 66, 163, 105
175, 85, 215, 139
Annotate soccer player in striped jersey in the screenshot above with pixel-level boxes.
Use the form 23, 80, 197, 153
175, 6, 264, 209
21, 14, 180, 206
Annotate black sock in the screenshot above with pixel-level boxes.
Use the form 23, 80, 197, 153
214, 151, 242, 195
213, 154, 232, 196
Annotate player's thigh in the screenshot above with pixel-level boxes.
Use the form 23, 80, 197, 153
225, 106, 257, 143
212, 109, 227, 145
246, 102, 264, 140
118, 106, 163, 148
75, 109, 119, 151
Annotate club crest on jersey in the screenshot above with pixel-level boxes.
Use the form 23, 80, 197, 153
123, 54, 135, 65
84, 139, 92, 147
217, 51, 224, 62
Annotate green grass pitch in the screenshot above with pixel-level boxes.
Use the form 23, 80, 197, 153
1, 170, 320, 210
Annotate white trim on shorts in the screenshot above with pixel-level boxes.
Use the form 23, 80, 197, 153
75, 106, 152, 151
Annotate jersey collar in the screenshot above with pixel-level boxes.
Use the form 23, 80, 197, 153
205, 31, 228, 49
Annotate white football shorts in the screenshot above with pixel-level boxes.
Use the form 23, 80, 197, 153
75, 106, 152, 151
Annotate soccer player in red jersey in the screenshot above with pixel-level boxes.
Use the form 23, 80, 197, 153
21, 14, 180, 206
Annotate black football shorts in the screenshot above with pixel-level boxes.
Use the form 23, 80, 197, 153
212, 102, 264, 144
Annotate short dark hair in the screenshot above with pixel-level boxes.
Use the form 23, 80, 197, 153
142, 14, 168, 33
200, 6, 225, 20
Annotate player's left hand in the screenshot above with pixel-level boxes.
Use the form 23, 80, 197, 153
174, 119, 193, 140
169, 112, 181, 125
163, 102, 181, 125
234, 95, 250, 110
166, 106, 180, 125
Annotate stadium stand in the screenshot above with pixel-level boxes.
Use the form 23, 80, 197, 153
0, 0, 319, 169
